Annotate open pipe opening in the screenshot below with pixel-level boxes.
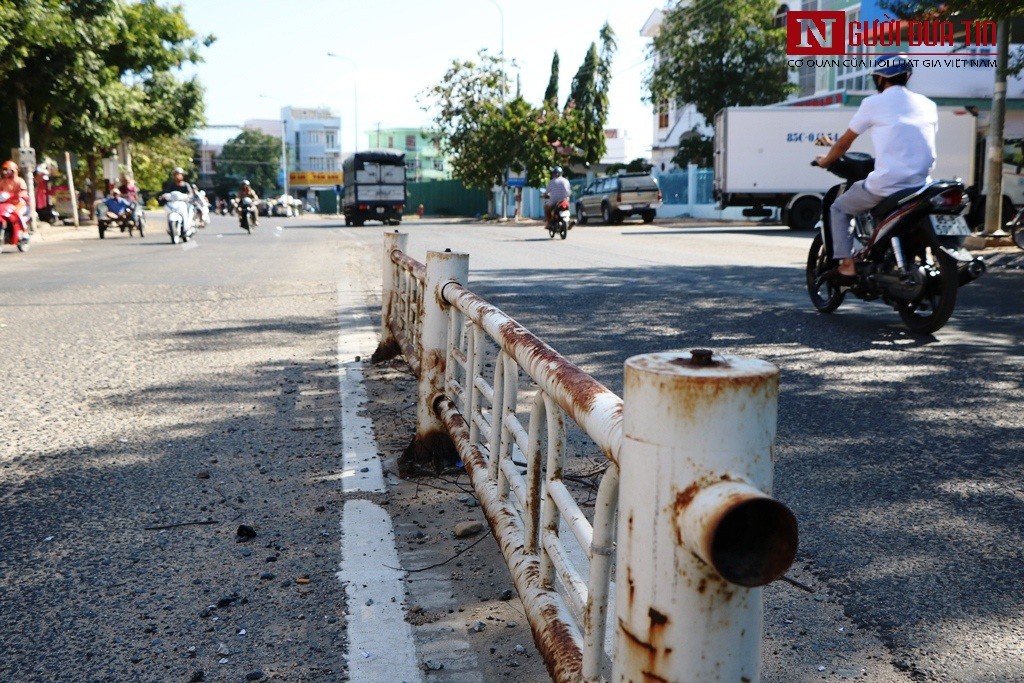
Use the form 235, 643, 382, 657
710, 497, 798, 587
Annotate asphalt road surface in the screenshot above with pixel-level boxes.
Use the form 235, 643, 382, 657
2, 213, 1022, 682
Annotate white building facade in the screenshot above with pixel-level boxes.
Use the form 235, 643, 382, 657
281, 107, 341, 174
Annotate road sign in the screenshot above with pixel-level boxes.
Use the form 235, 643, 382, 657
506, 167, 526, 188
12, 147, 35, 169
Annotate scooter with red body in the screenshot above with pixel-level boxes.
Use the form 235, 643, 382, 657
0, 192, 31, 252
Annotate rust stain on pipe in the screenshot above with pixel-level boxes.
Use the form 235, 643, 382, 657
435, 396, 585, 682
390, 249, 425, 280
441, 282, 624, 464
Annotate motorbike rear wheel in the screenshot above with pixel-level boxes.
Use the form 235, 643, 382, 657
559, 224, 567, 239
806, 233, 845, 313
1010, 209, 1024, 251
896, 228, 958, 334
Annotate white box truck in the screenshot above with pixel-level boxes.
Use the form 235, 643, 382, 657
713, 106, 977, 230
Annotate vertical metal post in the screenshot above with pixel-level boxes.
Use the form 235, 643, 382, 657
496, 353, 518, 498
613, 350, 797, 683
65, 152, 79, 228
281, 115, 289, 200
687, 162, 698, 208
468, 327, 483, 446
371, 231, 406, 363
408, 250, 468, 469
16, 98, 37, 228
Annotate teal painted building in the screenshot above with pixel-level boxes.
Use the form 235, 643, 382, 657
365, 127, 451, 182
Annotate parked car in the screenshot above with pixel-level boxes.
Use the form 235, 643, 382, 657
575, 173, 663, 225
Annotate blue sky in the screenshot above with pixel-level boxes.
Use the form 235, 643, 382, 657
179, 0, 658, 157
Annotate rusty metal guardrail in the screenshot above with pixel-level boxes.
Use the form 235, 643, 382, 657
371, 231, 424, 378
371, 233, 799, 683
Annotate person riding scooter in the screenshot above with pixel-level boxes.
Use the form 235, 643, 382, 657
118, 173, 145, 227
0, 159, 30, 244
542, 166, 571, 228
814, 55, 937, 281
161, 167, 194, 200
238, 180, 260, 227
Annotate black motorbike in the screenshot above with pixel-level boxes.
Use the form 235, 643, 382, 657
807, 152, 985, 334
238, 197, 257, 234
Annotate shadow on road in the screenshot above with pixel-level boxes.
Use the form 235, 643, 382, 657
463, 262, 1024, 676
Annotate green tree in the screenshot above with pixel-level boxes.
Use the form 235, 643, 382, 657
0, 0, 210, 189
880, 0, 1023, 74
673, 128, 714, 167
646, 0, 793, 125
543, 52, 560, 108
420, 51, 509, 190
131, 134, 196, 193
566, 23, 617, 167
881, 0, 1024, 19
423, 28, 615, 192
215, 129, 281, 197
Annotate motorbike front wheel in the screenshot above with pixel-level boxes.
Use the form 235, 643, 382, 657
806, 233, 845, 313
895, 229, 958, 334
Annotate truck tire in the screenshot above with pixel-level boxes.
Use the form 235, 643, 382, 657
787, 196, 822, 231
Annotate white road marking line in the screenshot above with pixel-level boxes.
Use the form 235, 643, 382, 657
339, 499, 422, 683
337, 281, 423, 683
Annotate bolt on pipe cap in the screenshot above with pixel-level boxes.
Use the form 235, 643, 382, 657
627, 351, 778, 380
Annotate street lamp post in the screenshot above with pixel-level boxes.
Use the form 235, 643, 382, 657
280, 119, 288, 199
485, 0, 508, 218
326, 53, 359, 154
486, 0, 506, 104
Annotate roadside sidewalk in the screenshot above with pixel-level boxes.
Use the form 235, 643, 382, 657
27, 221, 99, 243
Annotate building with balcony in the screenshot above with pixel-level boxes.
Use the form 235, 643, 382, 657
281, 106, 342, 193
365, 127, 451, 182
641, 8, 711, 173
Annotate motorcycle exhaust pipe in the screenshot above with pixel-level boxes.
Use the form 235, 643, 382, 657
959, 257, 986, 286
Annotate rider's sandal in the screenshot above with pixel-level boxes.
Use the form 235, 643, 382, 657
826, 266, 858, 286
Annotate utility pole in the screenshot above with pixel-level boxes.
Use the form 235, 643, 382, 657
65, 151, 80, 228
16, 98, 37, 228
983, 19, 1009, 236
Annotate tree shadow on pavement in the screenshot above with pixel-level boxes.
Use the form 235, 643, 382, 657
463, 263, 1024, 679
0, 316, 351, 683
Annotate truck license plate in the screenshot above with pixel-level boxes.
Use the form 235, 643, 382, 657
376, 207, 384, 213
930, 214, 969, 236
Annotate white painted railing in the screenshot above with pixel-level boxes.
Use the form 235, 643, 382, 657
373, 233, 799, 683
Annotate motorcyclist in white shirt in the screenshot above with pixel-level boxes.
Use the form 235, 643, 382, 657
542, 166, 571, 228
814, 55, 937, 281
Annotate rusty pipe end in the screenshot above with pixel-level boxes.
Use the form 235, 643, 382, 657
678, 481, 798, 587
